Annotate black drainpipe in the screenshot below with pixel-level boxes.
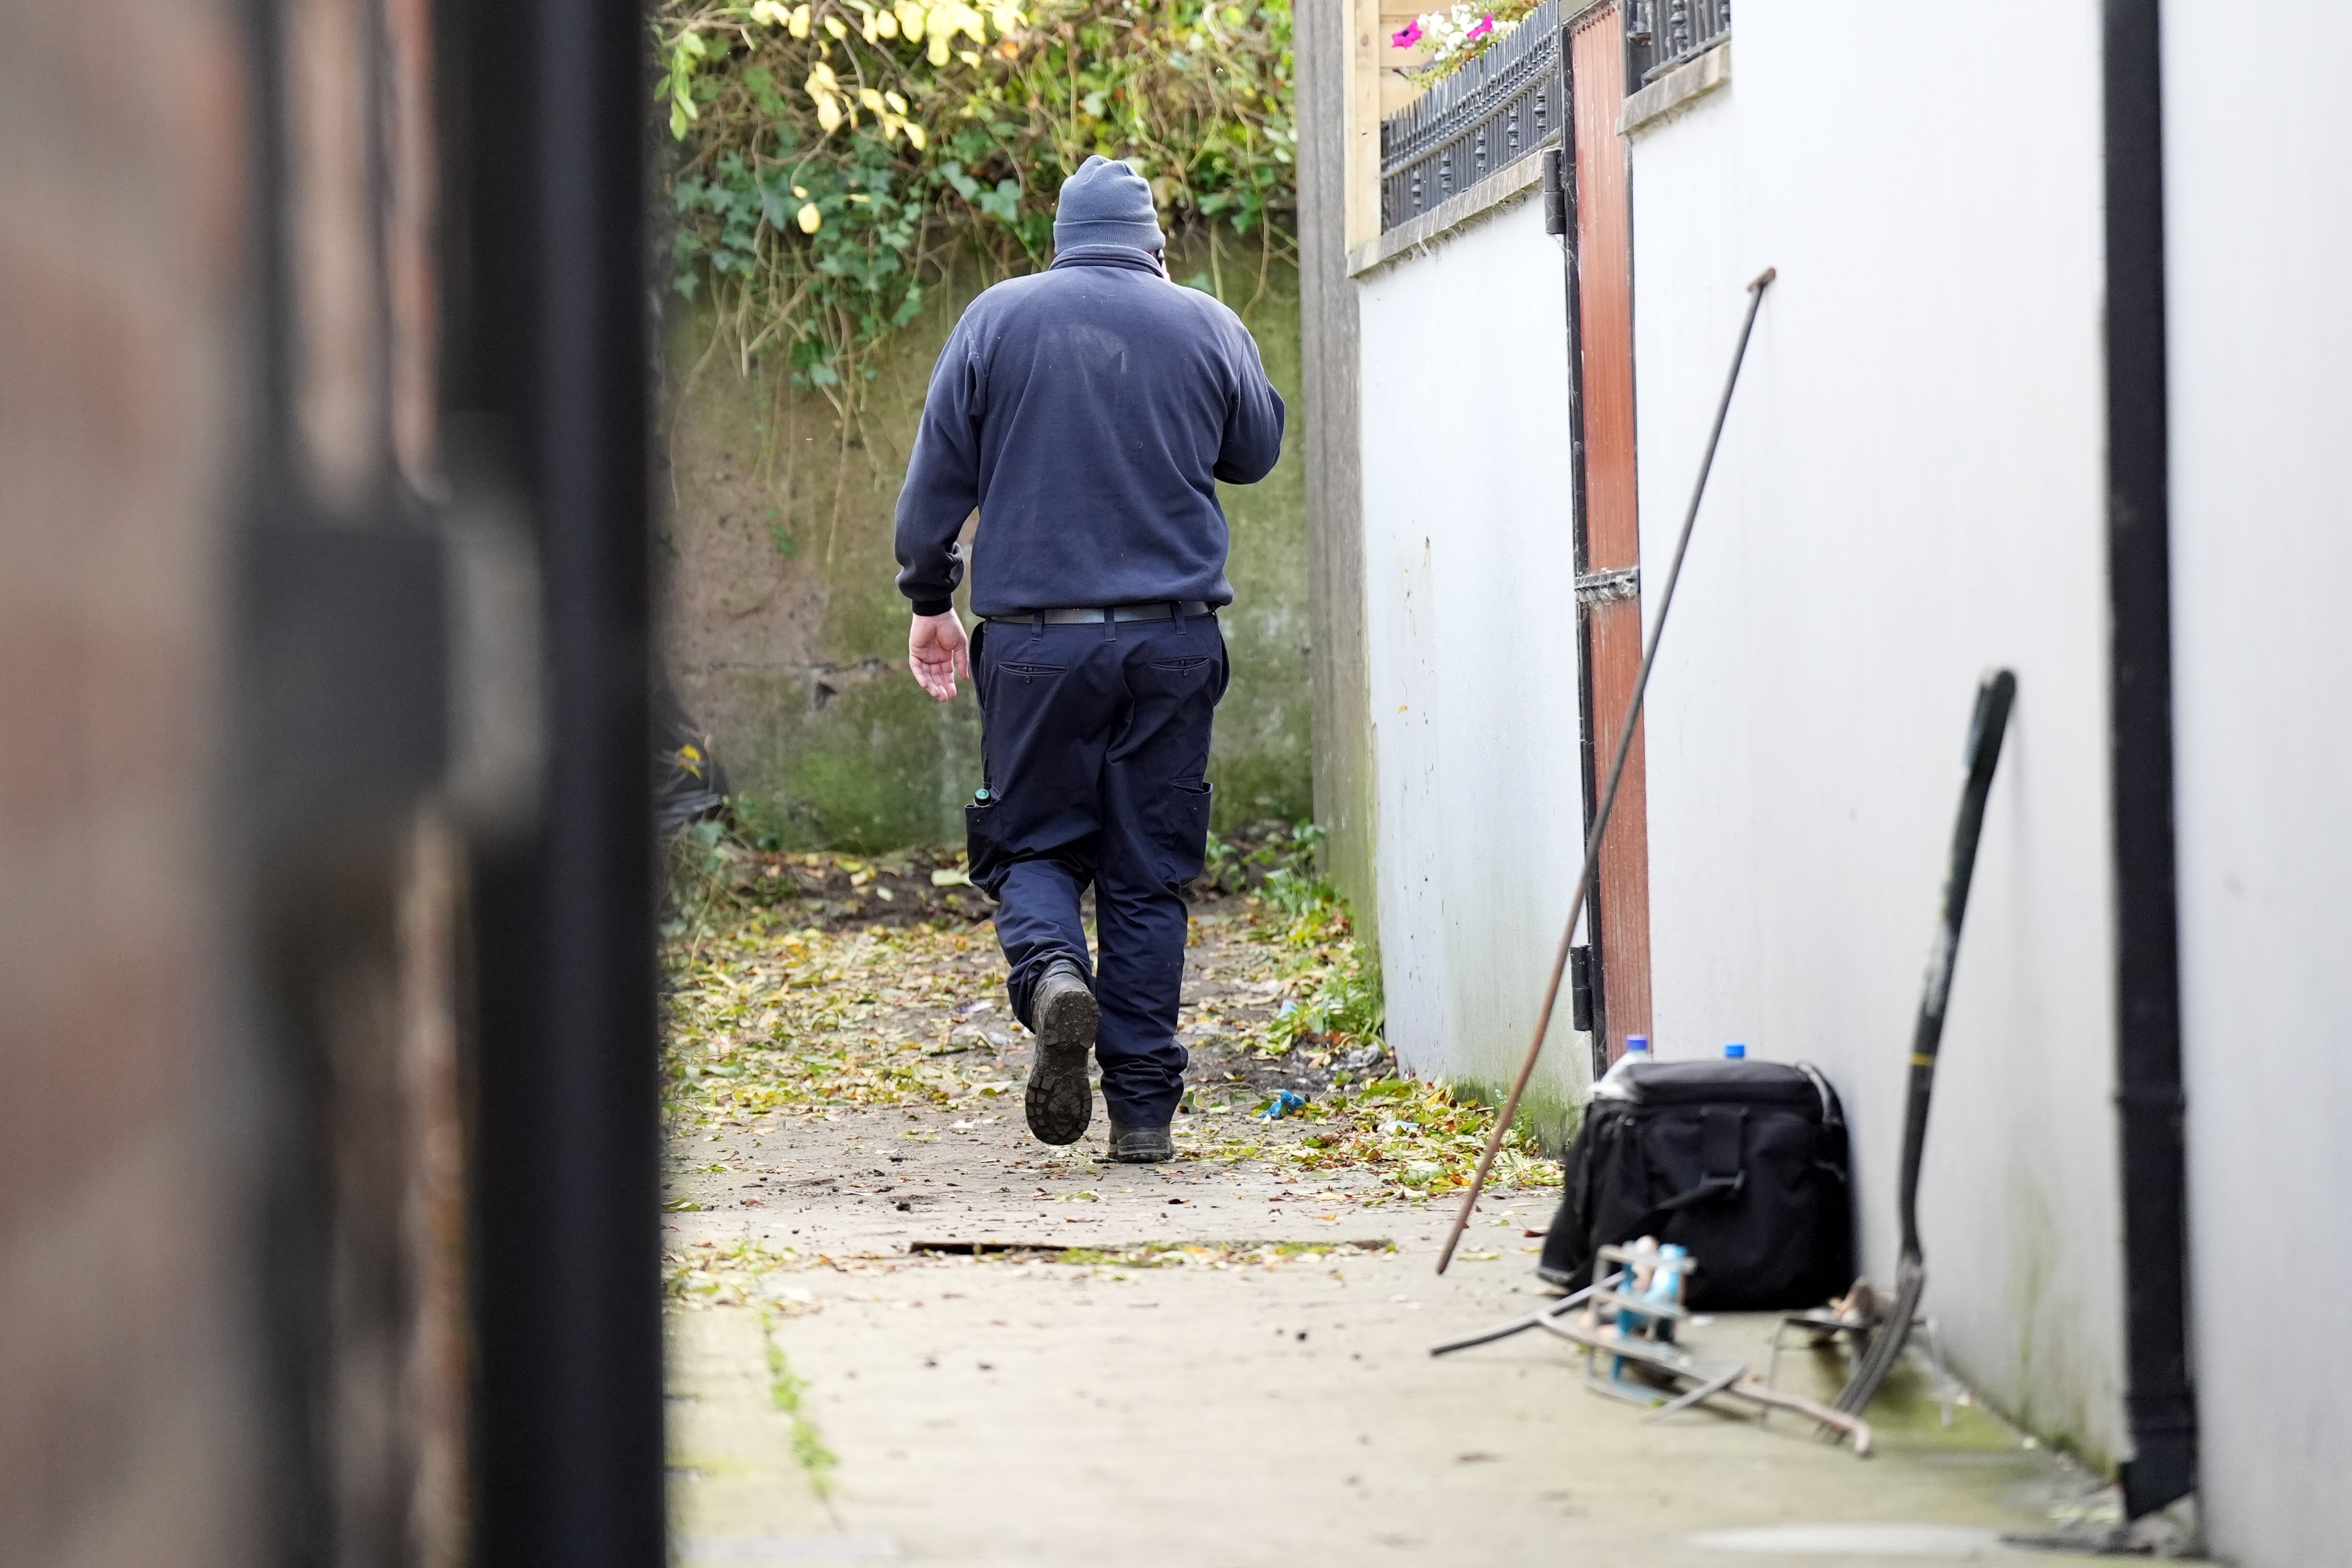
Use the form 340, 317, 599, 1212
2100, 0, 2198, 1522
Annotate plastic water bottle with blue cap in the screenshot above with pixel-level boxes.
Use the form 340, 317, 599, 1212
1591, 1034, 1650, 1102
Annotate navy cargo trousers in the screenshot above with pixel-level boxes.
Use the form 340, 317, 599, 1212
965, 611, 1226, 1130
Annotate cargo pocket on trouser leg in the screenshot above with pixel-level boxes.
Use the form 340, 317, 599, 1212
965, 796, 1008, 898
1153, 779, 1214, 891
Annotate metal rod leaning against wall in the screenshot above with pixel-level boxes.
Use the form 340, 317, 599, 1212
1437, 266, 1775, 1275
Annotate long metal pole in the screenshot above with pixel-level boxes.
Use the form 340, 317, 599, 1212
1436, 266, 1775, 1273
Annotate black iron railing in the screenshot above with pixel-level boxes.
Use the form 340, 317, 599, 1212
1379, 0, 1567, 233
1624, 0, 1730, 86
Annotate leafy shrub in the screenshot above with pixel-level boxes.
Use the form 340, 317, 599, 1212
1238, 849, 1385, 1068
654, 0, 1295, 416
1199, 818, 1321, 898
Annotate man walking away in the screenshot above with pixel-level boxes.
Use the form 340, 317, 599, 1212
892, 155, 1285, 1163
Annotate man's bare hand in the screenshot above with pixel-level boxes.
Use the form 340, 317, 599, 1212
908, 610, 971, 701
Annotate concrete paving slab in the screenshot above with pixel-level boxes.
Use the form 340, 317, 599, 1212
665, 1097, 2119, 1567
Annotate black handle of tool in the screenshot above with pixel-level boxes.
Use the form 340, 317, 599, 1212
1894, 669, 2017, 1261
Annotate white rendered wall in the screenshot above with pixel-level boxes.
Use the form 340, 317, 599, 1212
1625, 6, 2126, 1460
2164, 6, 2352, 1560
1355, 193, 1596, 1126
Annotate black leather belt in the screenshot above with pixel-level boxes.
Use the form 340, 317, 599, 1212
989, 601, 1214, 625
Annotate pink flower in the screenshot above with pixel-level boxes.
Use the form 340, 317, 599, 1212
1390, 19, 1423, 47
1464, 13, 1494, 41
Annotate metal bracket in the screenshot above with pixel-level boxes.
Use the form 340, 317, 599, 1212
1569, 944, 1595, 1032
1574, 566, 1641, 605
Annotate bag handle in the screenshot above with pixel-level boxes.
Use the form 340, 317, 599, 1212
1795, 1060, 1844, 1129
1626, 1105, 1748, 1232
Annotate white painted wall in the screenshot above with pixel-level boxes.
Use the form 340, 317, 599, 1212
2164, 5, 2352, 1560
1343, 0, 2352, 1537
1623, 6, 2127, 1460
1355, 193, 1597, 1128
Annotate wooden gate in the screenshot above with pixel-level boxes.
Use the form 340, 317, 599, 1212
1565, 1, 1651, 1065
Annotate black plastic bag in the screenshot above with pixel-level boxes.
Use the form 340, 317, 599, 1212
1537, 1058, 1853, 1311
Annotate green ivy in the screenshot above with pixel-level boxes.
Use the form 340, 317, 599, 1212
655, 0, 1294, 417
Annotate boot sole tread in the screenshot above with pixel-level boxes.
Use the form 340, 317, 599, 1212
1025, 981, 1098, 1145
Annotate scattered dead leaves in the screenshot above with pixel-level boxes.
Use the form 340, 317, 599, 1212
663, 914, 1015, 1124
661, 855, 1561, 1200
1170, 1074, 1561, 1199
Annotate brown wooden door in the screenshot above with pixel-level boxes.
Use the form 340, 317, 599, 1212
1566, 2, 1651, 1064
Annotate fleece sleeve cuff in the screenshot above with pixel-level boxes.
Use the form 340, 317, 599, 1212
910, 597, 954, 618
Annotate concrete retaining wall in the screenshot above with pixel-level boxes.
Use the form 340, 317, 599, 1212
659, 241, 1311, 851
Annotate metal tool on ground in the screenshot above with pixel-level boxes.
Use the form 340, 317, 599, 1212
1434, 1241, 1874, 1454
1578, 1242, 1731, 1412
1832, 669, 2017, 1415
1769, 1283, 1956, 1427
1437, 265, 1777, 1274
1428, 1284, 1596, 1357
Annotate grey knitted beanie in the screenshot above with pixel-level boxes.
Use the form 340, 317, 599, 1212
1052, 155, 1166, 253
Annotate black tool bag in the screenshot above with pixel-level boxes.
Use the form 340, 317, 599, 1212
1537, 1058, 1853, 1310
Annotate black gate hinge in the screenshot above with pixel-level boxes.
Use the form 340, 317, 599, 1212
1541, 146, 1569, 237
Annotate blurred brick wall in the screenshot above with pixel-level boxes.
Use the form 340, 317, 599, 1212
0, 0, 259, 1563
0, 0, 472, 1562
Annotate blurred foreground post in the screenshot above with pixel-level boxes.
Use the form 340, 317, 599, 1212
0, 0, 661, 1561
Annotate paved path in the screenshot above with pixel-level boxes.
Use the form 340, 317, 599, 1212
662, 914, 2115, 1567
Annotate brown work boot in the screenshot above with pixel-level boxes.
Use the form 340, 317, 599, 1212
1107, 1122, 1174, 1163
1023, 960, 1097, 1145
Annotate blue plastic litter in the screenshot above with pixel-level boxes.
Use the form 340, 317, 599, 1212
1259, 1089, 1308, 1120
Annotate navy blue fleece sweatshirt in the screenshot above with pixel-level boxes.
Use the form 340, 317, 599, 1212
893, 247, 1287, 617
